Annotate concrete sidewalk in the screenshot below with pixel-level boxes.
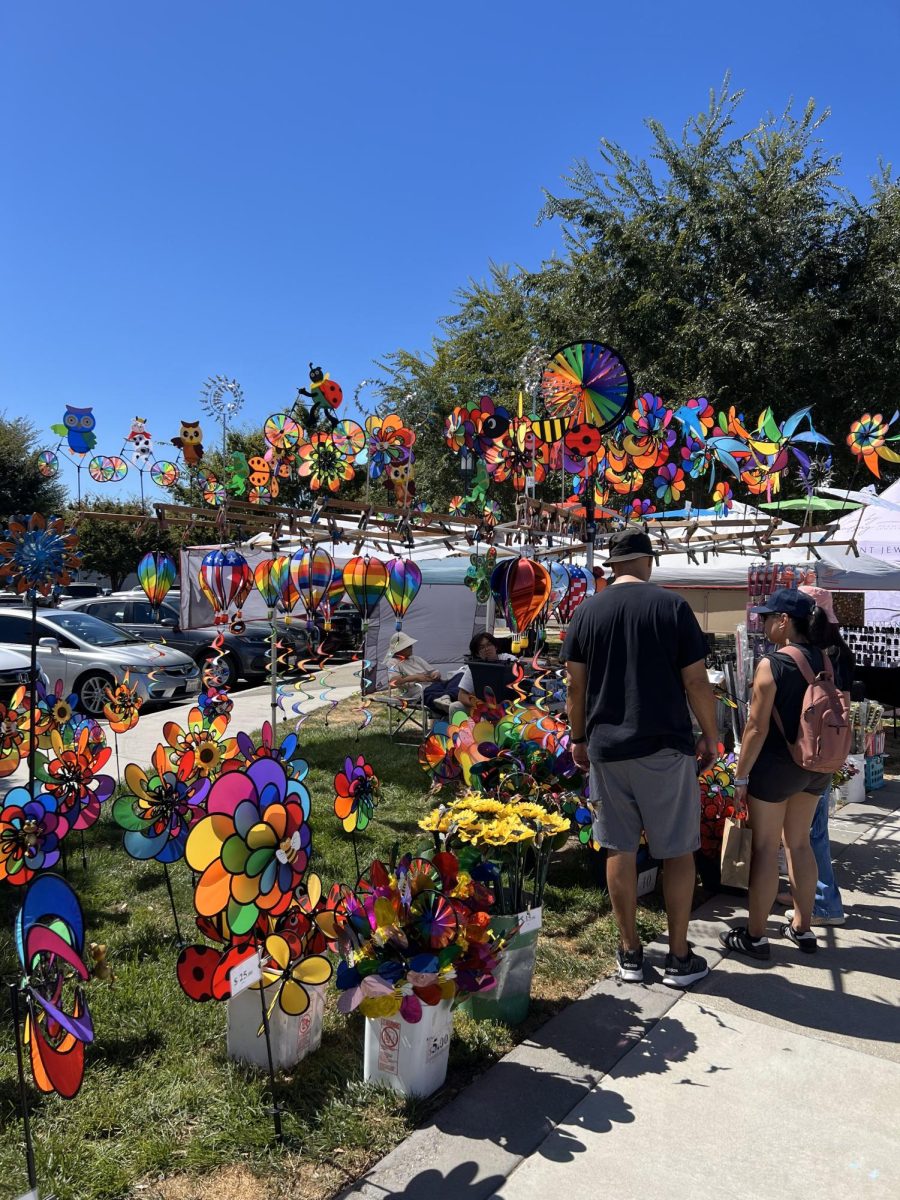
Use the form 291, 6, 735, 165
340, 785, 900, 1200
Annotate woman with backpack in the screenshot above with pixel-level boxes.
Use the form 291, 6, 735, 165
720, 588, 853, 959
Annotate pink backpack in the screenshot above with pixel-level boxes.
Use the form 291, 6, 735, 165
772, 645, 852, 772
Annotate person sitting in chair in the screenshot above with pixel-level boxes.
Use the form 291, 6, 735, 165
384, 632, 462, 712
458, 631, 519, 713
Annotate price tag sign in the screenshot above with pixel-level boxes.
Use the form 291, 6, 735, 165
229, 951, 262, 997
518, 906, 543, 935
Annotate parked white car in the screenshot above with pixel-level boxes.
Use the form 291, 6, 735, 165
0, 646, 50, 708
0, 607, 201, 717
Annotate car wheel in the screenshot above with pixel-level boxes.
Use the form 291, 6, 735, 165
200, 650, 238, 689
76, 671, 114, 717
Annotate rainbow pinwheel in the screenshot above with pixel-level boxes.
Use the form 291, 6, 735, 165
0, 686, 31, 779
698, 745, 738, 856
0, 788, 69, 884
335, 851, 508, 1022
540, 341, 633, 433
297, 431, 356, 492
384, 557, 422, 630
846, 412, 900, 478
36, 724, 115, 831
365, 413, 416, 478
0, 513, 81, 599
711, 481, 734, 514
114, 744, 209, 863
333, 755, 379, 833
654, 463, 686, 507
186, 757, 312, 935
163, 706, 238, 778
102, 672, 143, 733
14, 873, 94, 1098
341, 555, 389, 621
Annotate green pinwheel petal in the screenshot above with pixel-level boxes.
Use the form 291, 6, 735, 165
244, 846, 274, 877
227, 897, 257, 937
220, 834, 250, 874
112, 796, 147, 832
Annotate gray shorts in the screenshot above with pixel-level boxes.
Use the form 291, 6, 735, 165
590, 748, 700, 859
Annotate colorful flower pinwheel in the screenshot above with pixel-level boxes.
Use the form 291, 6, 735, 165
0, 788, 69, 884
0, 686, 31, 778
103, 671, 143, 734
114, 745, 209, 863
296, 431, 356, 492
186, 758, 312, 935
622, 393, 677, 470
333, 755, 379, 833
33, 679, 81, 748
846, 412, 900, 478
36, 725, 115, 831
254, 933, 333, 1025
711, 480, 734, 514
654, 463, 686, 506
163, 706, 238, 778
365, 413, 416, 479
0, 512, 81, 598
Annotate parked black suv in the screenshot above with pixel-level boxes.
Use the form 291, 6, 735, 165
61, 597, 308, 688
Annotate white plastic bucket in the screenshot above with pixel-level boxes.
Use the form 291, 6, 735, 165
845, 754, 866, 806
363, 997, 453, 1098
227, 982, 325, 1071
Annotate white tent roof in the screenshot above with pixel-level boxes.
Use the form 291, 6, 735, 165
832, 479, 900, 559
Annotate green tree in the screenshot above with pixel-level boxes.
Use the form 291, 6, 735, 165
73, 497, 179, 591
380, 80, 900, 504
0, 413, 68, 518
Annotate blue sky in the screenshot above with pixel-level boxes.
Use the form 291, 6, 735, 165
2, 0, 898, 502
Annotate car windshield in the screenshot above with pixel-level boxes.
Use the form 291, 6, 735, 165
43, 610, 138, 647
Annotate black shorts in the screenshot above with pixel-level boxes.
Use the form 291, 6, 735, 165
749, 751, 831, 805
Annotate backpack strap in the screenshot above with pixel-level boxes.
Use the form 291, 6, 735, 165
775, 643, 833, 683
769, 645, 833, 742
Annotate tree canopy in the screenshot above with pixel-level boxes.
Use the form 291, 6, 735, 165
380, 81, 900, 510
0, 413, 68, 518
73, 497, 179, 592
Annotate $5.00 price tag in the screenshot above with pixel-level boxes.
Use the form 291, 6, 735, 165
229, 952, 262, 997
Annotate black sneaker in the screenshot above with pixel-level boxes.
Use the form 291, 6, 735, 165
663, 946, 709, 988
616, 945, 645, 983
781, 922, 818, 954
719, 926, 771, 960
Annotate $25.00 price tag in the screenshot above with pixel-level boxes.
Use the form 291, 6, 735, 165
229, 952, 262, 997
518, 906, 542, 936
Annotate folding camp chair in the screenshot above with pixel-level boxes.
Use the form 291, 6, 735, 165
370, 682, 432, 744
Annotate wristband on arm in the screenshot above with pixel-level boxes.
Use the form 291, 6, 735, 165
570, 734, 587, 745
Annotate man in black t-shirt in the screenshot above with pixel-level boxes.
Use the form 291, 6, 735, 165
562, 526, 719, 988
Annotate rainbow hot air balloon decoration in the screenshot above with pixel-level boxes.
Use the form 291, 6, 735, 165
320, 567, 344, 631
490, 557, 552, 637
137, 551, 176, 616
385, 557, 422, 630
341, 556, 388, 630
252, 558, 284, 612
290, 546, 335, 631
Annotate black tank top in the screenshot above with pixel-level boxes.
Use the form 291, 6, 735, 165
761, 644, 851, 759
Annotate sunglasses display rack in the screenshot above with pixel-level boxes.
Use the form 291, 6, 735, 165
840, 626, 900, 669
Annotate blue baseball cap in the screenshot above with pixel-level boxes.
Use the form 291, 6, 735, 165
751, 588, 814, 619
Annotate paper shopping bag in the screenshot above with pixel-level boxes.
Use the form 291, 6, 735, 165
719, 817, 752, 890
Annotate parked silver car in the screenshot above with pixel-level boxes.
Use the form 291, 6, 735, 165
0, 607, 200, 717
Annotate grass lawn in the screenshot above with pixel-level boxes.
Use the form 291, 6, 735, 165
0, 703, 666, 1200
